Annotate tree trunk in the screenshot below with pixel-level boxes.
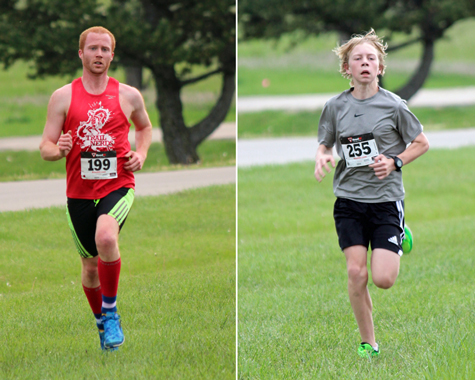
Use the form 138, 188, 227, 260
153, 65, 199, 164
125, 65, 143, 90
190, 40, 236, 147
395, 39, 434, 101
190, 71, 235, 147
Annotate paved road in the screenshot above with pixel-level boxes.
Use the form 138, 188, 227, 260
4, 85, 475, 209
238, 128, 475, 167
0, 122, 236, 212
238, 87, 475, 113
0, 166, 236, 212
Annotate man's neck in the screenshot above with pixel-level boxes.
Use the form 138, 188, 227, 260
81, 71, 110, 95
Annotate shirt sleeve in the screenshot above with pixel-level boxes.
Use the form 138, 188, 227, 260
318, 102, 336, 147
396, 100, 424, 144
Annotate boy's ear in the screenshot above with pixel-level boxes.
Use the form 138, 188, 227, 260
344, 63, 350, 75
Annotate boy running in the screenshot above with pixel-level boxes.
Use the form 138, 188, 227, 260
40, 26, 152, 351
314, 29, 429, 358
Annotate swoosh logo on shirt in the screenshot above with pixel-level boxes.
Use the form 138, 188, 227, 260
354, 113, 364, 117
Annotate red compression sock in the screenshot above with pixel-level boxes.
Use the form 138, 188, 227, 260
97, 257, 121, 298
82, 285, 102, 315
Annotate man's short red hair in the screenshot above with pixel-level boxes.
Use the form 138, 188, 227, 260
79, 26, 116, 52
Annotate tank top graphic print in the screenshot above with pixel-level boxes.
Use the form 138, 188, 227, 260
64, 77, 135, 199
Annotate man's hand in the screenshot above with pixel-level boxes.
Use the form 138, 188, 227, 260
368, 154, 395, 180
58, 130, 73, 158
314, 153, 336, 182
124, 150, 146, 172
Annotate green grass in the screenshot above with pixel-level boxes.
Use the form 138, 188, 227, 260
0, 139, 235, 182
238, 18, 475, 62
0, 61, 235, 138
237, 67, 475, 96
0, 102, 48, 137
0, 184, 235, 379
237, 106, 475, 138
238, 147, 475, 379
238, 18, 475, 96
0, 100, 235, 138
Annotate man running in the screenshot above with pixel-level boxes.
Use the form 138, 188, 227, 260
40, 26, 152, 351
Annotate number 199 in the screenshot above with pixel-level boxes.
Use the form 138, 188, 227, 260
87, 159, 110, 171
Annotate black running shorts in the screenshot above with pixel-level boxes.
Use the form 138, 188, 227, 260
333, 198, 405, 256
66, 187, 135, 258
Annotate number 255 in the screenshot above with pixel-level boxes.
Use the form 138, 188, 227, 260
347, 142, 371, 157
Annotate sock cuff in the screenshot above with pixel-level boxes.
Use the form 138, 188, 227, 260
82, 285, 101, 293
102, 295, 117, 304
98, 257, 121, 267
82, 285, 103, 315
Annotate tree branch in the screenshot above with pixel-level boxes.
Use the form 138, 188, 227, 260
189, 70, 235, 146
387, 36, 423, 52
395, 39, 434, 101
180, 68, 223, 87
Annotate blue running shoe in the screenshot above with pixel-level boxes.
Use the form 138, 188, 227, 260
102, 312, 125, 348
99, 330, 118, 351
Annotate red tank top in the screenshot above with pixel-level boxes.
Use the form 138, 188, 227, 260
64, 77, 135, 199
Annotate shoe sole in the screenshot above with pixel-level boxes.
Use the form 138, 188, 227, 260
103, 347, 118, 352
358, 345, 380, 359
105, 336, 125, 349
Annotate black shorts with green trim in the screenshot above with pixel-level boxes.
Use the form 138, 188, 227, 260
333, 197, 405, 256
66, 187, 135, 258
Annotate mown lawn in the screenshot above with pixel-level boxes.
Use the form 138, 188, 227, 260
238, 147, 475, 379
0, 185, 236, 380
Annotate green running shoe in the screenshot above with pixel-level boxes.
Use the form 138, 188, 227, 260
402, 225, 413, 254
357, 342, 380, 358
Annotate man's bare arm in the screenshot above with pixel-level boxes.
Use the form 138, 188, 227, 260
122, 86, 153, 172
39, 86, 72, 161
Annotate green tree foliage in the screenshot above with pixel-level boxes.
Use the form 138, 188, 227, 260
0, 0, 236, 164
239, 0, 475, 100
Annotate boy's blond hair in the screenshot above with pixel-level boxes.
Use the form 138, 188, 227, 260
333, 29, 387, 87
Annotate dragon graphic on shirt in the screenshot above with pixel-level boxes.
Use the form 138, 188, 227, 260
76, 102, 115, 152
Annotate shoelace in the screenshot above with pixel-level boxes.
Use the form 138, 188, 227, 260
104, 315, 122, 337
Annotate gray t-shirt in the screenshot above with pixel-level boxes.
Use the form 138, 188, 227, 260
318, 87, 423, 203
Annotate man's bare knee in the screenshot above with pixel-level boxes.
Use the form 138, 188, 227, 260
95, 215, 119, 259
82, 259, 98, 281
95, 228, 118, 256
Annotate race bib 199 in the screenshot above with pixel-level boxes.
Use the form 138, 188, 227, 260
340, 133, 379, 168
80, 151, 118, 180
